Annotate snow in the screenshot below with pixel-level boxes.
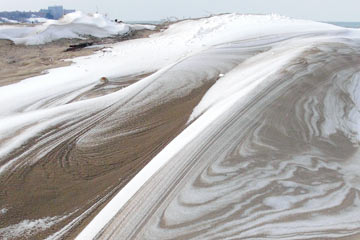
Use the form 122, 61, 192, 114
0, 17, 19, 24
74, 36, 307, 240
128, 23, 156, 31
0, 15, 342, 171
188, 37, 329, 122
26, 17, 49, 23
0, 14, 342, 116
0, 208, 8, 215
74, 15, 351, 240
0, 13, 357, 239
0, 11, 154, 45
75, 79, 246, 240
0, 215, 68, 239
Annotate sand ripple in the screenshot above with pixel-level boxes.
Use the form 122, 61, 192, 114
96, 38, 360, 240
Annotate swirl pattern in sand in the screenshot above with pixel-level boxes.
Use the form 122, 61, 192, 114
92, 37, 360, 240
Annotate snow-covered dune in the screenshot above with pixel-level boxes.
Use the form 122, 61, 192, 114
0, 11, 155, 45
1, 13, 360, 240
25, 17, 49, 23
0, 17, 19, 24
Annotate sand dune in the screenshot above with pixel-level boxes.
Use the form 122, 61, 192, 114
1, 14, 360, 240
93, 39, 360, 240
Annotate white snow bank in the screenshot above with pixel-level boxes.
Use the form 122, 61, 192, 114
0, 17, 19, 24
0, 11, 155, 45
26, 17, 49, 23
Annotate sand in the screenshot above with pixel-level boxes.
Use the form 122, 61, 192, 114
0, 26, 175, 240
0, 39, 100, 86
88, 41, 360, 240
1, 18, 360, 240
0, 28, 159, 87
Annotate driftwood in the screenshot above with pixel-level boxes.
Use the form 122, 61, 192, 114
65, 42, 94, 52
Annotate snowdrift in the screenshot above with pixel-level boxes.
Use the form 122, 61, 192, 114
1, 13, 360, 240
0, 17, 19, 24
26, 17, 49, 23
0, 11, 155, 45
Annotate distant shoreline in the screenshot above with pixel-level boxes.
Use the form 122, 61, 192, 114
325, 21, 360, 28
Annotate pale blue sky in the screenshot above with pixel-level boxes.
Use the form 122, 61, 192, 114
1, 0, 359, 21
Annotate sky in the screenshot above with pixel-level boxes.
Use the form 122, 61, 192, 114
1, 0, 360, 22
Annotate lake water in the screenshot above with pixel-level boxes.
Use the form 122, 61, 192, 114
326, 22, 360, 28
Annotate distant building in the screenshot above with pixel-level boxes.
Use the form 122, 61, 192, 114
0, 6, 76, 22
40, 6, 75, 20
49, 6, 63, 19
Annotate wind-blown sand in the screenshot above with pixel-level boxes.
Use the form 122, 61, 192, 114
0, 39, 101, 86
94, 39, 360, 240
0, 28, 158, 87
1, 14, 360, 240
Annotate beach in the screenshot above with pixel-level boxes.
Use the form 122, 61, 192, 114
1, 13, 360, 240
